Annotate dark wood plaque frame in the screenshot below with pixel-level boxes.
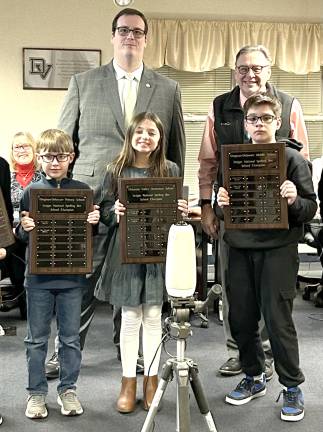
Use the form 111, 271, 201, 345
0, 189, 15, 248
222, 143, 288, 230
119, 177, 183, 264
29, 189, 93, 274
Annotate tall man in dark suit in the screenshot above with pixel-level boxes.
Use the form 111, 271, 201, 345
46, 8, 185, 375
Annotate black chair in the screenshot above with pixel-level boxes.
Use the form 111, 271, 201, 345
300, 219, 323, 307
0, 242, 27, 320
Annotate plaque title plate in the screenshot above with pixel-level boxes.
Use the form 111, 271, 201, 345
0, 189, 15, 248
118, 177, 183, 263
29, 189, 93, 274
222, 143, 288, 229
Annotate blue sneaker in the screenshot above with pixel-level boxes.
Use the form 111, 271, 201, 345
225, 374, 266, 405
277, 387, 304, 422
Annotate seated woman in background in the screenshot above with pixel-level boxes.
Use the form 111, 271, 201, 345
10, 132, 41, 225
0, 132, 41, 316
98, 112, 188, 414
0, 155, 15, 428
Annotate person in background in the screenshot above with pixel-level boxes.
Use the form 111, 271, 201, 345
4, 133, 41, 309
10, 132, 41, 225
98, 112, 187, 413
0, 155, 15, 428
51, 8, 186, 377
217, 94, 316, 422
16, 129, 100, 420
198, 44, 309, 378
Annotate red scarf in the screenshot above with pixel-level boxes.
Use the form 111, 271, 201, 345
15, 161, 35, 188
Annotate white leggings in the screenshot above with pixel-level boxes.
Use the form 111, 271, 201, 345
120, 304, 162, 377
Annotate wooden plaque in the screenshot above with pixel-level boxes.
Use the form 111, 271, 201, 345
29, 189, 93, 274
222, 143, 288, 230
119, 177, 183, 263
0, 189, 15, 248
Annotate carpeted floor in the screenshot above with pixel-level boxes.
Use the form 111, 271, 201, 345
0, 288, 322, 432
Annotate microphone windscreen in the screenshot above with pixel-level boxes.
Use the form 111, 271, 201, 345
165, 223, 196, 297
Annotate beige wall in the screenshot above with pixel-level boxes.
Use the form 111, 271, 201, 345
1, 0, 322, 159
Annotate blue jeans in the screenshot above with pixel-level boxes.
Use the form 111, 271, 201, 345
25, 287, 82, 395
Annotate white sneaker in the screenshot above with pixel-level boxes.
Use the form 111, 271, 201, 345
25, 394, 48, 419
57, 390, 83, 416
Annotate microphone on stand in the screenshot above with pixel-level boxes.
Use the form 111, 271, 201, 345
165, 222, 196, 298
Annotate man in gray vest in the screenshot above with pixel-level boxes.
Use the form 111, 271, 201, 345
198, 44, 309, 378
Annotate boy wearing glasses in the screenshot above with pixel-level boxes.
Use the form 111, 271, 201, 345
217, 94, 316, 421
16, 129, 100, 420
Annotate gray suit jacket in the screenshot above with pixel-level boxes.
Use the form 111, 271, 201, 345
58, 61, 186, 199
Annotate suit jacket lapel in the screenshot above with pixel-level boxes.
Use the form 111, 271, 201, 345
135, 66, 155, 115
103, 61, 125, 133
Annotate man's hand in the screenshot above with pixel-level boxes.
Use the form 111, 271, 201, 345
201, 204, 218, 239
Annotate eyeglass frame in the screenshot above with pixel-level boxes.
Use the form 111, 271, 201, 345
236, 65, 270, 75
115, 26, 146, 39
38, 153, 71, 163
245, 114, 277, 125
12, 144, 32, 152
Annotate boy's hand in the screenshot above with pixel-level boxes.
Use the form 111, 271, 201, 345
280, 180, 297, 205
20, 211, 35, 232
0, 248, 7, 260
87, 205, 100, 225
177, 199, 188, 217
217, 187, 230, 208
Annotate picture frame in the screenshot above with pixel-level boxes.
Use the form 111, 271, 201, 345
23, 48, 101, 90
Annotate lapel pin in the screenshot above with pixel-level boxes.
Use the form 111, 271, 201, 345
145, 83, 151, 88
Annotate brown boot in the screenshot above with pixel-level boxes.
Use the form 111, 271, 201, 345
143, 375, 158, 411
116, 377, 137, 413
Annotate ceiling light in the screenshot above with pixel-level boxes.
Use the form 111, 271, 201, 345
113, 0, 134, 6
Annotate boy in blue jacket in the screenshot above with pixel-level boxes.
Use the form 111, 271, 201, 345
16, 129, 100, 419
217, 94, 316, 422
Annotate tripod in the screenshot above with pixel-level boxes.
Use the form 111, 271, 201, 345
141, 297, 218, 432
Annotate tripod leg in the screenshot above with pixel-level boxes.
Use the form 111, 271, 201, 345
141, 361, 174, 432
189, 364, 218, 432
176, 362, 191, 432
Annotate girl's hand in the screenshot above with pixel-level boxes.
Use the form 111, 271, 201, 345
87, 205, 100, 224
20, 211, 35, 232
178, 199, 189, 217
217, 187, 230, 208
280, 180, 297, 205
114, 199, 126, 216
114, 199, 126, 223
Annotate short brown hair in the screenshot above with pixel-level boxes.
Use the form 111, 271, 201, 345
243, 94, 282, 118
36, 129, 74, 154
112, 8, 148, 35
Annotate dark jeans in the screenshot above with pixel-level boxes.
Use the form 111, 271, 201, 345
228, 243, 305, 388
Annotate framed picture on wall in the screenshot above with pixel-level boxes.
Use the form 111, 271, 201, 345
23, 48, 101, 90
